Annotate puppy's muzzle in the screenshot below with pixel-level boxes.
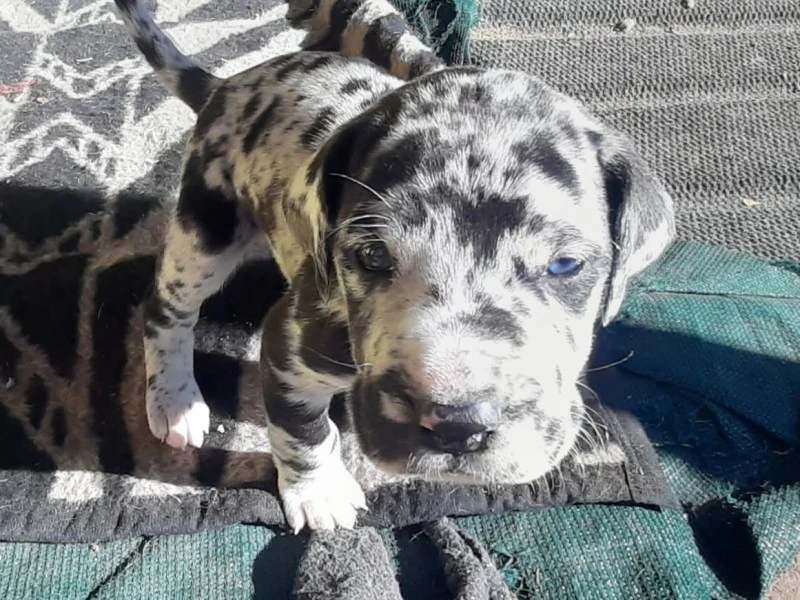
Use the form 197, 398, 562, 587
418, 401, 501, 455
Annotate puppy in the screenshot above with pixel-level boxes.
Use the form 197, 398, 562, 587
114, 0, 675, 533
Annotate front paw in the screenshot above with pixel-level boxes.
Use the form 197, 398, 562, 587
146, 373, 210, 450
278, 459, 367, 533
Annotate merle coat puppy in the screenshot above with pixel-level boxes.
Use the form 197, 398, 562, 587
114, 0, 675, 533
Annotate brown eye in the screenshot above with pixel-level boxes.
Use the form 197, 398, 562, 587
357, 243, 394, 272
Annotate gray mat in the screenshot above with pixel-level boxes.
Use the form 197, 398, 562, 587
470, 0, 800, 261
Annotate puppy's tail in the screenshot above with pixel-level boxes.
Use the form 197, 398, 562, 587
286, 0, 446, 80
113, 0, 221, 113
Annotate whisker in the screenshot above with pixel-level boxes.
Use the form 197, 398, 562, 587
302, 347, 372, 371
330, 173, 392, 208
586, 351, 635, 373
576, 380, 599, 402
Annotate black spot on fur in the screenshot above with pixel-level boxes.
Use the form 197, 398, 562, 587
263, 375, 331, 446
58, 231, 81, 253
242, 92, 262, 121
544, 419, 560, 444
302, 54, 335, 74
51, 407, 67, 447
113, 191, 161, 240
142, 294, 173, 338
275, 57, 302, 82
359, 97, 377, 111
25, 375, 48, 429
0, 182, 103, 248
243, 98, 281, 154
465, 302, 524, 346
552, 276, 595, 316
363, 13, 406, 71
164, 279, 185, 299
0, 255, 87, 379
587, 131, 603, 148
511, 140, 578, 191
452, 193, 527, 260
300, 107, 336, 149
202, 135, 230, 164
413, 102, 436, 118
458, 82, 489, 106
267, 52, 297, 72
340, 78, 372, 95
366, 131, 445, 192
0, 402, 55, 471
177, 154, 239, 253
558, 121, 583, 148
90, 256, 156, 475
565, 327, 576, 351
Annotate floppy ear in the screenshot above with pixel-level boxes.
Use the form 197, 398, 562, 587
284, 124, 358, 282
598, 130, 676, 325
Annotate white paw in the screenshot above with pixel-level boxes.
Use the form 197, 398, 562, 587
146, 374, 210, 449
279, 459, 367, 533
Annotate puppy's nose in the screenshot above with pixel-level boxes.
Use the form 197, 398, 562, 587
419, 402, 500, 455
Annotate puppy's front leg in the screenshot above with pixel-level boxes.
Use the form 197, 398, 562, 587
144, 159, 256, 449
262, 295, 366, 533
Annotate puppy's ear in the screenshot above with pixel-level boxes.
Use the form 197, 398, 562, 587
285, 124, 358, 279
597, 130, 675, 325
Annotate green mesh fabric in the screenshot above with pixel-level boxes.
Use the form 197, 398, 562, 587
457, 508, 723, 599
3, 241, 798, 599
393, 0, 480, 64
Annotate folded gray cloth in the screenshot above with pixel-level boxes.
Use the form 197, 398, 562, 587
292, 519, 517, 599
293, 528, 403, 600
426, 519, 516, 600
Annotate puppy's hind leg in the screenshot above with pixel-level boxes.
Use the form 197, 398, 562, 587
143, 161, 256, 449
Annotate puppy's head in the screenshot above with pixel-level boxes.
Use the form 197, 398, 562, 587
294, 68, 674, 483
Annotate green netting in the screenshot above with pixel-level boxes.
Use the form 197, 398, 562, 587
393, 0, 480, 64
3, 241, 798, 599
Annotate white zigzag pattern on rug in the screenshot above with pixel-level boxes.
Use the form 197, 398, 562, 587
0, 0, 303, 192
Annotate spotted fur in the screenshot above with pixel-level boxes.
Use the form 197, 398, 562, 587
114, 0, 675, 533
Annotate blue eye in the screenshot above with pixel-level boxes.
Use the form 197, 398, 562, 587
547, 257, 584, 277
